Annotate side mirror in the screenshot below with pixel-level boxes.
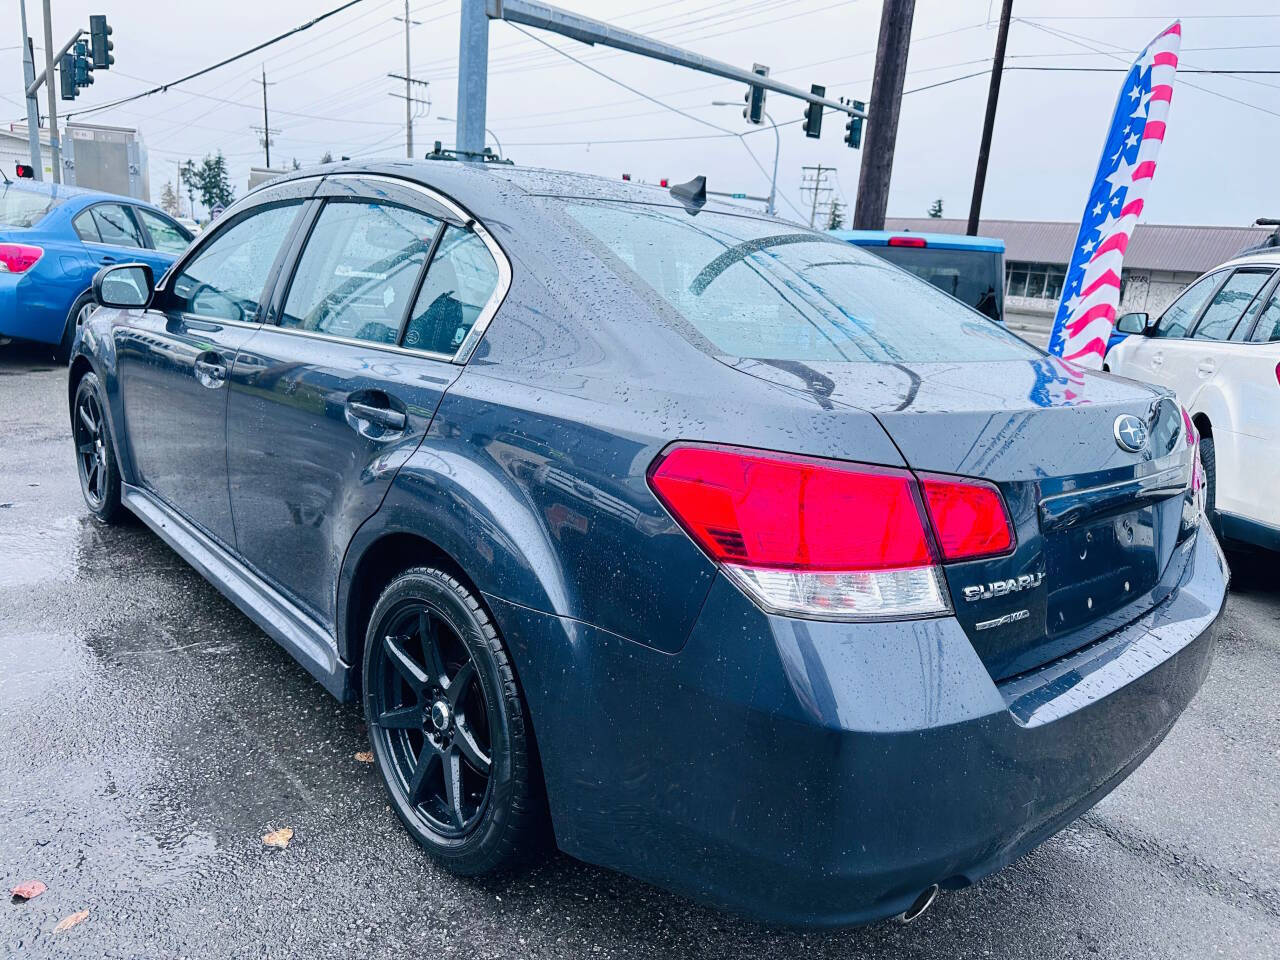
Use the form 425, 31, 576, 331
92, 263, 154, 310
1114, 311, 1149, 336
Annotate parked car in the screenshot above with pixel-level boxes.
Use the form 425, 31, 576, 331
1108, 251, 1280, 551
0, 178, 192, 358
68, 163, 1226, 927
831, 228, 1005, 322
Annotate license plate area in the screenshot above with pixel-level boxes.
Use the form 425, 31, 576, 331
1044, 506, 1159, 637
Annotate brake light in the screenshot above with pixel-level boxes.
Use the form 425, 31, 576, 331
888, 235, 926, 247
1181, 405, 1196, 447
1275, 362, 1279, 389
650, 444, 1018, 620
0, 243, 43, 273
920, 476, 1014, 561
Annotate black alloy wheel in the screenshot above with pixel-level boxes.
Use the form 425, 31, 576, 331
73, 372, 123, 523
363, 568, 545, 874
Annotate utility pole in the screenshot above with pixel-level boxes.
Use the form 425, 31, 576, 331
967, 0, 1013, 236
17, 1, 42, 178
40, 0, 60, 182
401, 0, 414, 157
853, 0, 916, 230
252, 65, 279, 168
800, 164, 834, 229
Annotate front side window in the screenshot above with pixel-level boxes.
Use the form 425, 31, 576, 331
402, 226, 500, 355
280, 201, 440, 345
1155, 271, 1223, 339
137, 207, 192, 255
90, 204, 144, 248
1249, 292, 1280, 343
1192, 269, 1272, 341
169, 202, 303, 322
563, 202, 1037, 363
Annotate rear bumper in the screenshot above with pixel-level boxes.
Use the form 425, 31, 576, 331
489, 523, 1227, 927
0, 269, 70, 344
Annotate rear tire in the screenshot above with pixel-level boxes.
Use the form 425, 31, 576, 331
57, 291, 97, 364
72, 371, 124, 524
1200, 435, 1220, 537
362, 567, 547, 875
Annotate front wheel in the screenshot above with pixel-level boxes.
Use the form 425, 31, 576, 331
362, 567, 547, 875
72, 371, 124, 524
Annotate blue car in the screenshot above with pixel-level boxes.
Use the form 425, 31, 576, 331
69, 164, 1226, 927
0, 178, 192, 357
832, 228, 1006, 323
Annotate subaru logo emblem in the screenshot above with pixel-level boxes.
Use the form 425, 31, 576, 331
1113, 414, 1147, 453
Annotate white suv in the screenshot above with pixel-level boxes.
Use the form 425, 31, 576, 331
1107, 251, 1280, 551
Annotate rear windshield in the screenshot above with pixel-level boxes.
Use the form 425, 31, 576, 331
562, 201, 1036, 363
0, 185, 62, 228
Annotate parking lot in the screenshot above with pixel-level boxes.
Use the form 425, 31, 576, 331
1, 343, 1277, 959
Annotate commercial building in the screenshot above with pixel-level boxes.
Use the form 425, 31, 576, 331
885, 217, 1275, 337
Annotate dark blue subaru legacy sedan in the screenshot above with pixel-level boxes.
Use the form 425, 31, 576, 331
68, 162, 1227, 927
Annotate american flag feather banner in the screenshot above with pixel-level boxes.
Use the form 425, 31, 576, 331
1048, 22, 1182, 368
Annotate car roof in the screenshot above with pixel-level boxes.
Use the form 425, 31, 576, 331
0, 177, 144, 207
830, 228, 1006, 253
254, 159, 790, 223
1216, 248, 1280, 271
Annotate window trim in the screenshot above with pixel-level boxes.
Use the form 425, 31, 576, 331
1153, 268, 1229, 339
1186, 267, 1276, 342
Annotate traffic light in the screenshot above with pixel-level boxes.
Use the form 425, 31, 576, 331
89, 14, 114, 70
74, 40, 94, 89
15, 164, 35, 179
844, 99, 866, 149
802, 84, 825, 138
59, 53, 77, 101
743, 63, 768, 125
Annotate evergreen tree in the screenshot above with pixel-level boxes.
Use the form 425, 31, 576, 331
928, 197, 944, 218
181, 152, 237, 215
159, 182, 180, 217
320, 150, 334, 164
826, 200, 846, 231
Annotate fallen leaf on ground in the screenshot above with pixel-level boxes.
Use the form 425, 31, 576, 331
262, 827, 294, 849
354, 751, 374, 764
54, 910, 89, 933
10, 880, 47, 901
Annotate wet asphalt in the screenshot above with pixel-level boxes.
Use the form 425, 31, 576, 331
1, 343, 1277, 960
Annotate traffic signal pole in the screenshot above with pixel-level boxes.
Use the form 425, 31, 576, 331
853, 0, 915, 230
41, 0, 61, 182
17, 0, 42, 179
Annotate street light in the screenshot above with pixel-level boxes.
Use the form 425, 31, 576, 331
712, 100, 778, 217
438, 116, 503, 159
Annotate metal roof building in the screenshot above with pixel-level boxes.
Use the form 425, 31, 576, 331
883, 217, 1273, 275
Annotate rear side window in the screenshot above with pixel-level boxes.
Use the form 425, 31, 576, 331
280, 201, 440, 346
402, 226, 500, 355
1249, 292, 1280, 343
73, 210, 100, 242
1155, 271, 1222, 339
170, 202, 303, 322
562, 202, 1036, 363
1192, 269, 1272, 341
0, 185, 62, 227
90, 204, 144, 247
136, 207, 192, 255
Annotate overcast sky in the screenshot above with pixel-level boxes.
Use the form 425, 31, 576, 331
5, 0, 1278, 226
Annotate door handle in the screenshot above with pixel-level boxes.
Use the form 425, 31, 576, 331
194, 358, 227, 389
99, 255, 117, 265
1151, 353, 1164, 367
347, 400, 407, 432
1196, 359, 1216, 378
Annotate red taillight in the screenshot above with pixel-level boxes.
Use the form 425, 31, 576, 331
920, 476, 1013, 561
0, 242, 43, 273
648, 445, 934, 571
649, 444, 1015, 620
1181, 405, 1196, 447
1275, 362, 1279, 389
888, 235, 927, 248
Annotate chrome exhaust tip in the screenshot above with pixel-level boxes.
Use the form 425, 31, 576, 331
900, 884, 940, 923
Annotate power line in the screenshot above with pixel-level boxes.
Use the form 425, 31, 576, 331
64, 0, 370, 119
